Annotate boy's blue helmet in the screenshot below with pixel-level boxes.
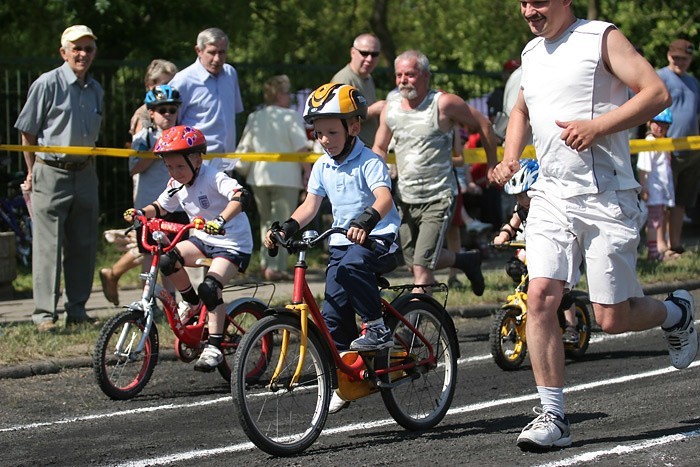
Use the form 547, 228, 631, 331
652, 108, 673, 124
504, 158, 539, 195
144, 84, 181, 109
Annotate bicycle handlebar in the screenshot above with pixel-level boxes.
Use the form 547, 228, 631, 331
268, 226, 377, 256
132, 215, 207, 255
490, 240, 526, 250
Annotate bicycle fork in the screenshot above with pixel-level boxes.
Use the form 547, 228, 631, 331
269, 303, 310, 389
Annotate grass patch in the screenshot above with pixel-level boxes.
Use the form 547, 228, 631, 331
0, 315, 177, 366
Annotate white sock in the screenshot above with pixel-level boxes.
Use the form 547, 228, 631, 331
537, 386, 565, 420
662, 300, 683, 329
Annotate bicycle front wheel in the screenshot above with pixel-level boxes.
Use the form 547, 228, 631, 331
382, 300, 459, 431
231, 313, 331, 456
93, 309, 159, 400
490, 305, 527, 371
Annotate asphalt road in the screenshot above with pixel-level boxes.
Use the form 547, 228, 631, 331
1, 300, 699, 467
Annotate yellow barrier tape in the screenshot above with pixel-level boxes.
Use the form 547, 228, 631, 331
2, 135, 700, 166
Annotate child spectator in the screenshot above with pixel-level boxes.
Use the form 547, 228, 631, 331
124, 125, 253, 372
264, 83, 401, 413
100, 85, 185, 305
636, 108, 676, 261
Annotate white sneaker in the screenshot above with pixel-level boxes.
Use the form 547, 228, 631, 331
517, 408, 571, 452
329, 391, 350, 414
178, 300, 201, 324
194, 344, 223, 372
663, 290, 698, 369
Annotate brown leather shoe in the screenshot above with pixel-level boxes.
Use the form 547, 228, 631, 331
99, 268, 119, 306
36, 321, 56, 333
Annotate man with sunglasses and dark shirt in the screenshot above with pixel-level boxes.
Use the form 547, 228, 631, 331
332, 33, 385, 147
15, 25, 103, 332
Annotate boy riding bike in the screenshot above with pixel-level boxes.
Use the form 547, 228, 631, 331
263, 83, 401, 412
493, 159, 580, 344
124, 124, 254, 372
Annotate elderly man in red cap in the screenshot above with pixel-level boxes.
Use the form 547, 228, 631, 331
14, 25, 103, 331
657, 38, 700, 256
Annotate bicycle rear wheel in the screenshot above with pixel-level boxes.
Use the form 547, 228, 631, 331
231, 313, 331, 456
216, 300, 267, 382
381, 300, 459, 431
490, 305, 527, 371
93, 309, 159, 400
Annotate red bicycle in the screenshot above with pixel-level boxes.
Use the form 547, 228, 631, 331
93, 215, 269, 400
231, 227, 460, 456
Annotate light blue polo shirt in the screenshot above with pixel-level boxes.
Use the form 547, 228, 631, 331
307, 138, 400, 247
170, 59, 243, 170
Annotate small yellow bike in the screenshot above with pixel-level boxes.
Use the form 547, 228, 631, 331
490, 241, 592, 371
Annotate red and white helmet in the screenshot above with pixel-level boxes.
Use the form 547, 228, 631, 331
154, 125, 206, 157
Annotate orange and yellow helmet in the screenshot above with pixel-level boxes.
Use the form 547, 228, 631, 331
303, 83, 368, 124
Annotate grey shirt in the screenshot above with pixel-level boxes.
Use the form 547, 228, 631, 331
332, 63, 379, 147
15, 61, 103, 163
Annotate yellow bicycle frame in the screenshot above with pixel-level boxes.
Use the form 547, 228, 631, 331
269, 303, 310, 387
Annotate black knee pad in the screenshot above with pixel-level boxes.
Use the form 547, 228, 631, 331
198, 275, 224, 310
160, 249, 184, 276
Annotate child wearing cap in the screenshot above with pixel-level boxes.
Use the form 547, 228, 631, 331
637, 108, 676, 261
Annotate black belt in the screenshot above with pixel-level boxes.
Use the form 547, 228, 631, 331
36, 157, 93, 171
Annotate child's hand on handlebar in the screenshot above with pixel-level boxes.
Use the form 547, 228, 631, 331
203, 216, 226, 235
123, 208, 143, 223
346, 226, 367, 245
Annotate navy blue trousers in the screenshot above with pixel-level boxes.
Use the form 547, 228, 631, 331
322, 236, 395, 350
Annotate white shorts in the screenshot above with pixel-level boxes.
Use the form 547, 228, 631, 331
525, 189, 644, 305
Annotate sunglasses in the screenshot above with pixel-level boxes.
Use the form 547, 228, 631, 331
155, 106, 178, 115
354, 47, 380, 58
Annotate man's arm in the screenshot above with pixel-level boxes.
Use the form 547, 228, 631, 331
372, 103, 393, 161
491, 89, 530, 185
21, 132, 37, 190
556, 27, 671, 152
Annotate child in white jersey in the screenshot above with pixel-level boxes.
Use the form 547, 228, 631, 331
124, 125, 254, 372
636, 108, 676, 261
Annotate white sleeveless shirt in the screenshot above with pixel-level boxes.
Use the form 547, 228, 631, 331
521, 19, 639, 198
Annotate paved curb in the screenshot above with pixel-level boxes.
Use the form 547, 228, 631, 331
2, 279, 699, 380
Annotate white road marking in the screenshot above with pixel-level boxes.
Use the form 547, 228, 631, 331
534, 427, 700, 467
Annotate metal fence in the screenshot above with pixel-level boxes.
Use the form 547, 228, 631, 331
0, 58, 500, 225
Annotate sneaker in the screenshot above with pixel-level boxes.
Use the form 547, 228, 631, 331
663, 290, 698, 369
350, 323, 394, 351
517, 407, 572, 452
454, 249, 485, 296
178, 301, 201, 325
562, 326, 580, 345
194, 344, 223, 372
329, 391, 350, 414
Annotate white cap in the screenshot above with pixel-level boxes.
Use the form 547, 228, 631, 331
61, 25, 97, 45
